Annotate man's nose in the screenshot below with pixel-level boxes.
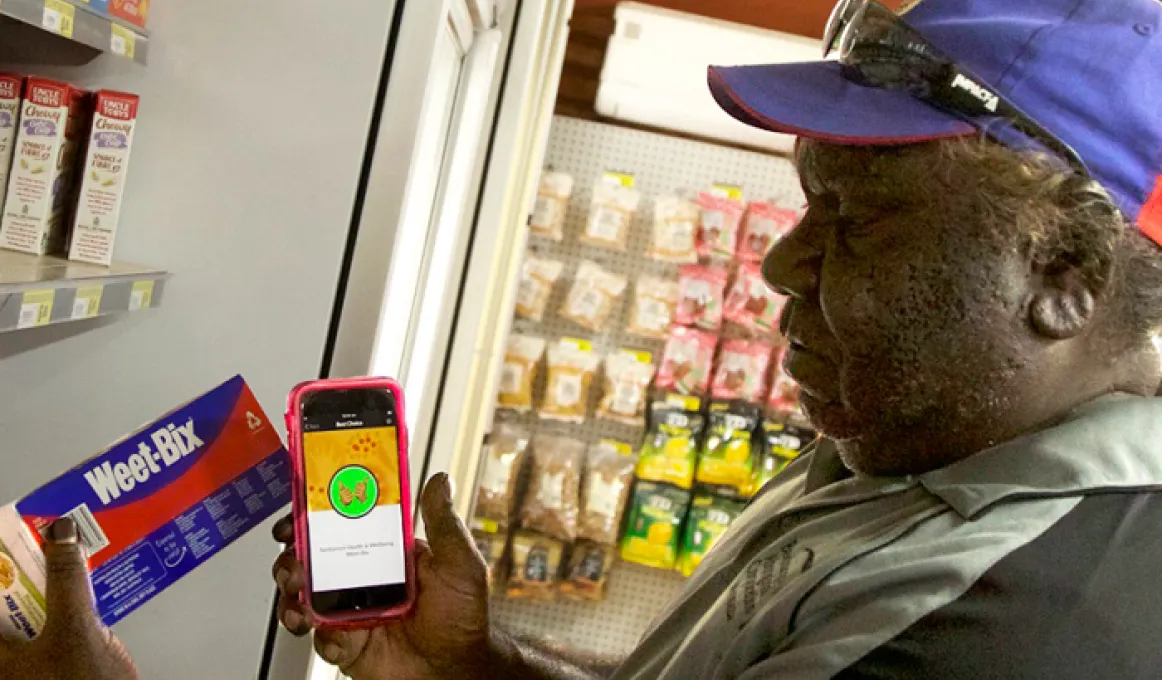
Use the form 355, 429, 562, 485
762, 221, 821, 300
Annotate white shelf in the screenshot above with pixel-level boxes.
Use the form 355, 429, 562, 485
0, 0, 148, 64
0, 250, 168, 332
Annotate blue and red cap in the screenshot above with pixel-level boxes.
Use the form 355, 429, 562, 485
708, 0, 1162, 247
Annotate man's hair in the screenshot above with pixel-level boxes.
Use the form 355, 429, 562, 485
940, 140, 1162, 347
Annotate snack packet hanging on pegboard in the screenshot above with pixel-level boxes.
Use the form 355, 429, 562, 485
520, 434, 585, 541
637, 403, 705, 489
582, 178, 641, 250
560, 260, 628, 332
506, 531, 565, 600
539, 338, 600, 423
560, 541, 616, 601
676, 265, 728, 331
676, 494, 744, 578
648, 194, 699, 263
578, 439, 636, 545
723, 263, 787, 335
738, 201, 799, 263
529, 171, 575, 241
656, 326, 717, 396
711, 339, 774, 403
515, 256, 565, 322
696, 192, 745, 260
695, 401, 761, 493
597, 350, 655, 426
473, 423, 530, 529
621, 482, 691, 571
496, 334, 545, 412
628, 276, 679, 339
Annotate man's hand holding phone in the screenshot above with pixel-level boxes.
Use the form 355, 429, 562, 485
272, 473, 494, 680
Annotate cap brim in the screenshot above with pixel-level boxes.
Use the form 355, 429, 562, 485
709, 61, 975, 146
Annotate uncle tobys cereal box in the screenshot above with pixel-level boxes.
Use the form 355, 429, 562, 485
0, 75, 23, 217
0, 78, 89, 256
0, 376, 291, 640
69, 90, 139, 266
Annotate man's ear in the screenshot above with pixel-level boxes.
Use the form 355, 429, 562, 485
1028, 265, 1100, 340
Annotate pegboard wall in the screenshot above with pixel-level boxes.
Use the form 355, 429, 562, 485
489, 116, 803, 659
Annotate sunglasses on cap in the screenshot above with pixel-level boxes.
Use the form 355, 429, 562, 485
823, 0, 1088, 174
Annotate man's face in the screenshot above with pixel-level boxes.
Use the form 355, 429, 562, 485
766, 141, 1036, 476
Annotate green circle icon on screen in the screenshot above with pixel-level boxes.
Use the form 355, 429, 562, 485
329, 465, 379, 519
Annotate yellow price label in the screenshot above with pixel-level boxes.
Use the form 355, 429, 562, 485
110, 24, 136, 59
472, 518, 500, 534
129, 280, 154, 311
43, 0, 75, 39
711, 184, 744, 201
72, 285, 103, 320
18, 290, 55, 329
602, 171, 636, 189
561, 337, 593, 353
619, 349, 653, 365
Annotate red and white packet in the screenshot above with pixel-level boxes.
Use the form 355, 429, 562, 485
656, 327, 718, 396
711, 339, 774, 402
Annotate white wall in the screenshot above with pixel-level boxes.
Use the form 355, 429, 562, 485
0, 1, 395, 677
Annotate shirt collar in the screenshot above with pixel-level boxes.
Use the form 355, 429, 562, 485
919, 395, 1162, 519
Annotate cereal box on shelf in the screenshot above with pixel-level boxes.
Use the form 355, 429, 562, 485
0, 75, 23, 217
0, 376, 291, 640
110, 0, 149, 28
0, 78, 89, 256
68, 90, 139, 265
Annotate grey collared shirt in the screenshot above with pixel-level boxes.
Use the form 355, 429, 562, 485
613, 395, 1162, 679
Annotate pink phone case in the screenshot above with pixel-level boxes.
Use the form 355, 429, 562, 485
285, 377, 417, 628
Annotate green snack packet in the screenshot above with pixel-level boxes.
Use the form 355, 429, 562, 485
620, 481, 692, 570
751, 421, 817, 495
695, 401, 760, 494
636, 402, 705, 489
676, 493, 744, 577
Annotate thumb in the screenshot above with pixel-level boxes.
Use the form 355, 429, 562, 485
42, 518, 100, 638
419, 474, 484, 578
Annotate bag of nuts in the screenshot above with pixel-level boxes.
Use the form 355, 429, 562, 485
519, 434, 585, 541
473, 423, 531, 529
578, 439, 636, 545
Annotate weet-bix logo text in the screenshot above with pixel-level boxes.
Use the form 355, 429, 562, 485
951, 74, 999, 113
83, 419, 205, 505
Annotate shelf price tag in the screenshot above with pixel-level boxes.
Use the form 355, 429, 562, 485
42, 0, 75, 39
72, 285, 103, 320
18, 290, 55, 329
110, 24, 136, 59
129, 280, 154, 311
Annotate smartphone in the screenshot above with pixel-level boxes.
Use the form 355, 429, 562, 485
286, 378, 416, 626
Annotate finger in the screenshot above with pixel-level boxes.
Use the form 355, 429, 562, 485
276, 592, 314, 637
272, 514, 295, 544
314, 627, 370, 671
272, 551, 307, 597
419, 474, 484, 579
41, 518, 99, 639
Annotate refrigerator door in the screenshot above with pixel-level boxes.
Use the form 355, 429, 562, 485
266, 0, 516, 678
425, 0, 576, 519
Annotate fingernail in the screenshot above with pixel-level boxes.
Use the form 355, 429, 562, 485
283, 610, 301, 629
322, 643, 342, 663
276, 569, 289, 589
49, 517, 78, 545
439, 473, 453, 503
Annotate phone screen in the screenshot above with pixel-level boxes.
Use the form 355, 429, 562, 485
300, 387, 408, 614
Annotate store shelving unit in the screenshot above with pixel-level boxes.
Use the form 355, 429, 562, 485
0, 250, 168, 332
0, 0, 148, 64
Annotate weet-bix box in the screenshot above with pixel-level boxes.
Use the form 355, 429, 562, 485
0, 376, 291, 640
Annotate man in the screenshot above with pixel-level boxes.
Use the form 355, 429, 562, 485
7, 0, 1161, 678
272, 0, 1162, 678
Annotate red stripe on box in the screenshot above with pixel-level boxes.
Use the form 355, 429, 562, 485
1141, 175, 1162, 248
